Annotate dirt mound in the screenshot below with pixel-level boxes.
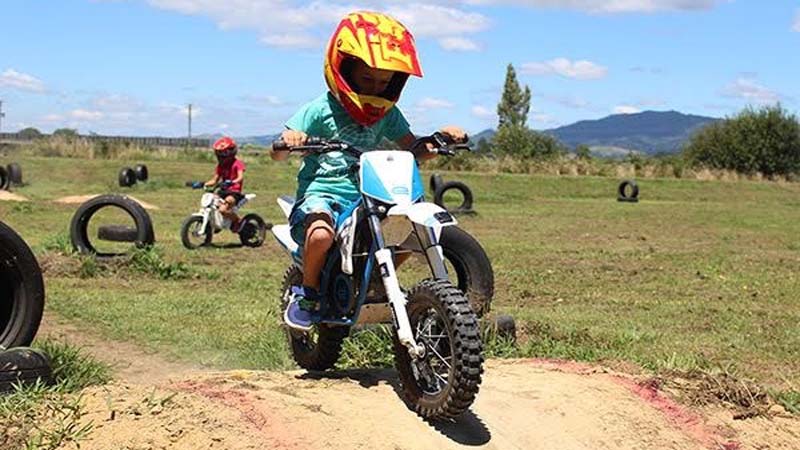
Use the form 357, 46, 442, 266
0, 190, 28, 201
37, 317, 800, 450
53, 194, 160, 210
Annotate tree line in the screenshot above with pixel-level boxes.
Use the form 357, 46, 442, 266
487, 64, 800, 176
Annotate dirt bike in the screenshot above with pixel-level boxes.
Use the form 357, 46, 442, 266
271, 133, 484, 420
180, 180, 267, 249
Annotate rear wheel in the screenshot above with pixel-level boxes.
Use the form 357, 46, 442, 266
238, 213, 267, 248
180, 216, 211, 249
281, 266, 348, 371
394, 279, 483, 420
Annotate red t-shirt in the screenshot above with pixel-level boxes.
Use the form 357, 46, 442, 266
215, 159, 246, 192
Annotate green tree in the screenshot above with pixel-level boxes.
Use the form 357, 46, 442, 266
475, 138, 492, 154
497, 64, 531, 128
683, 104, 800, 176
53, 128, 79, 139
493, 124, 564, 159
575, 144, 592, 160
18, 127, 42, 139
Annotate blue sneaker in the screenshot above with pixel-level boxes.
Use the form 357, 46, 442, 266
283, 286, 318, 331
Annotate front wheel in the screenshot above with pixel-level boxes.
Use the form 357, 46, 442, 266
180, 215, 211, 249
394, 279, 483, 420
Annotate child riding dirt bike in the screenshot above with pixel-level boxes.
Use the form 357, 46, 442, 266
206, 136, 246, 232
271, 10, 468, 332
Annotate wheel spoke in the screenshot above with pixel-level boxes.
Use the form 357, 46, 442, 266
428, 345, 451, 370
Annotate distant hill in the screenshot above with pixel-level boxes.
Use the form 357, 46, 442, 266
200, 110, 717, 155
197, 133, 280, 147
545, 110, 718, 154
468, 111, 718, 155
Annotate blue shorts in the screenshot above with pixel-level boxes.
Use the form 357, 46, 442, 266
289, 194, 354, 245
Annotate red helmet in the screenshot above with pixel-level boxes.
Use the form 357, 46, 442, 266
213, 136, 237, 158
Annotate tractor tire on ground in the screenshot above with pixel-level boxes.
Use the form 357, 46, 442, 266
0, 221, 45, 350
617, 179, 639, 202
6, 163, 22, 185
118, 167, 136, 187
134, 164, 149, 182
481, 314, 516, 343
434, 181, 474, 212
394, 279, 483, 420
70, 195, 155, 256
97, 225, 139, 242
0, 347, 53, 393
439, 226, 494, 317
0, 166, 9, 190
281, 266, 349, 371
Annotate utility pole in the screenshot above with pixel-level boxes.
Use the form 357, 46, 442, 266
187, 103, 192, 147
0, 100, 5, 133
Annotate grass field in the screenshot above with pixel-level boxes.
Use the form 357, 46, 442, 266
1, 150, 798, 406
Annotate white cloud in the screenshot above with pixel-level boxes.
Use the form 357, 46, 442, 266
722, 78, 781, 104
471, 105, 495, 119
520, 58, 608, 80
531, 113, 556, 125
468, 0, 720, 13
613, 105, 641, 114
42, 114, 64, 122
260, 33, 322, 49
240, 94, 285, 106
416, 97, 455, 109
793, 10, 800, 32
439, 37, 480, 51
387, 4, 490, 38
70, 109, 104, 121
145, 1, 489, 49
0, 69, 46, 93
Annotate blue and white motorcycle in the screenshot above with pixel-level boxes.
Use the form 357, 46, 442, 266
271, 133, 483, 419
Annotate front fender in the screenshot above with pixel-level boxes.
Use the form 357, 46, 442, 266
388, 202, 457, 229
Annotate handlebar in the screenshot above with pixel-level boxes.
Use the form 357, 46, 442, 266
186, 181, 231, 192
271, 132, 471, 158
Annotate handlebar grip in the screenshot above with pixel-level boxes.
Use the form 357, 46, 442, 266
272, 139, 289, 151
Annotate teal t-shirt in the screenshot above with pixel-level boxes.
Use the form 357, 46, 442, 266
285, 92, 411, 201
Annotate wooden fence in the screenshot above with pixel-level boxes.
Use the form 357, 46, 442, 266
0, 132, 210, 148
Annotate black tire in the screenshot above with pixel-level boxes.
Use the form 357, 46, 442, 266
0, 166, 9, 190
238, 213, 267, 248
97, 225, 139, 242
6, 163, 22, 185
134, 164, 149, 182
0, 222, 45, 350
434, 181, 474, 212
482, 314, 516, 343
180, 216, 212, 249
429, 173, 443, 195
394, 279, 483, 420
281, 266, 349, 371
118, 167, 136, 187
0, 347, 53, 393
70, 195, 155, 256
439, 226, 494, 317
617, 179, 639, 202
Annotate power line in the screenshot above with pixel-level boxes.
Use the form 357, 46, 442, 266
187, 103, 192, 144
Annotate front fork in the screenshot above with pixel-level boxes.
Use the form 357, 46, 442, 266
366, 200, 425, 358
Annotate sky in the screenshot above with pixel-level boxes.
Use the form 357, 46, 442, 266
1, 0, 798, 137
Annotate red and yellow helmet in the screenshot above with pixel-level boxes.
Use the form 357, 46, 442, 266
324, 11, 423, 127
